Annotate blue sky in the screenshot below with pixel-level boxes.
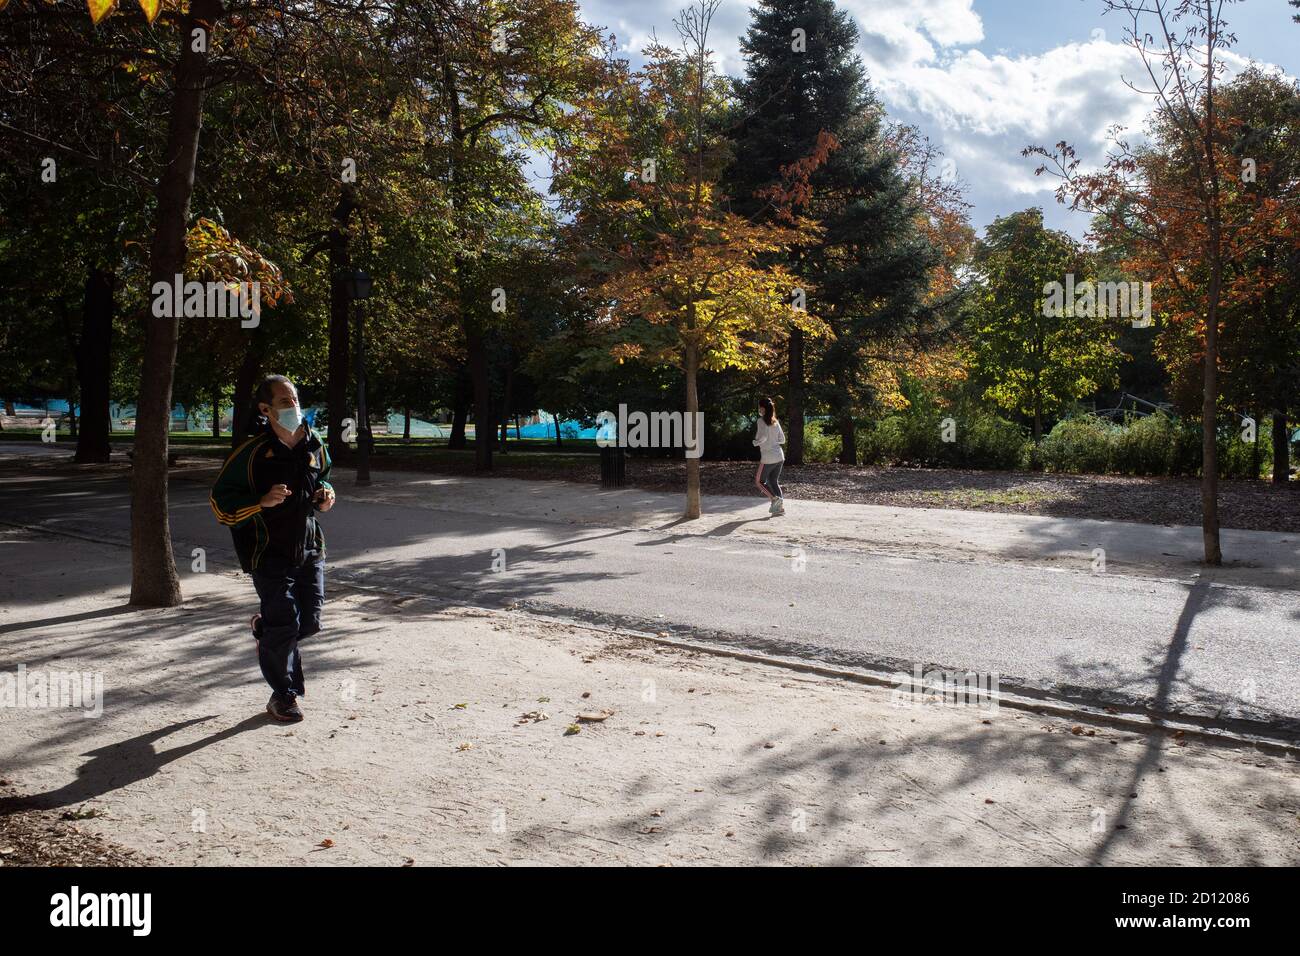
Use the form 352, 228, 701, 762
575, 0, 1300, 238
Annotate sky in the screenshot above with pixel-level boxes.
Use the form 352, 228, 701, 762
573, 0, 1300, 239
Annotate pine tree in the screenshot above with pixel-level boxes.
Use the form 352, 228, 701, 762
729, 0, 939, 464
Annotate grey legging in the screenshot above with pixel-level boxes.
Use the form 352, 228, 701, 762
759, 461, 783, 498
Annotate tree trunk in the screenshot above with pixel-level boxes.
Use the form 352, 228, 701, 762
326, 188, 356, 462
74, 268, 114, 463
449, 394, 468, 448
1250, 410, 1261, 479
838, 416, 857, 466
554, 412, 563, 448
684, 342, 702, 519
403, 406, 411, 441
467, 328, 494, 470
1201, 271, 1222, 565
3, 400, 13, 417
498, 363, 513, 454
211, 383, 221, 439
231, 344, 260, 447
130, 0, 222, 608
786, 328, 804, 466
1274, 412, 1290, 485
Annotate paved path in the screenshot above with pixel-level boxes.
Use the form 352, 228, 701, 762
1, 446, 1297, 732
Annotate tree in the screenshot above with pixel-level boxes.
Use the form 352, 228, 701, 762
971, 209, 1123, 440
390, 0, 607, 471
560, 0, 826, 518
2, 0, 409, 602
728, 0, 940, 465
1027, 0, 1243, 565
1207, 69, 1300, 485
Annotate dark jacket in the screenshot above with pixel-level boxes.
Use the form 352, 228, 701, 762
209, 421, 333, 572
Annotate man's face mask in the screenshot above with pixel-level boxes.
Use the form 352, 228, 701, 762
267, 404, 303, 431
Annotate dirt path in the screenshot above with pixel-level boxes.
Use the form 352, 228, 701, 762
1, 526, 1297, 865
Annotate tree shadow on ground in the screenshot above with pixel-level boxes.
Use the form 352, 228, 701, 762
512, 577, 1293, 865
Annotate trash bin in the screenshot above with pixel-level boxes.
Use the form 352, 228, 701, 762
599, 446, 626, 488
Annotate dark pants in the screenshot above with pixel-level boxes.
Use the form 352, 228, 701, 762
760, 461, 783, 498
251, 554, 325, 701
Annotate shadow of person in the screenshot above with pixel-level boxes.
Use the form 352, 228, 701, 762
0, 603, 137, 636
0, 713, 269, 814
638, 515, 771, 547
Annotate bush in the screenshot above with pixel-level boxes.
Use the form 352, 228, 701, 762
802, 418, 842, 463
1110, 413, 1177, 475
855, 423, 886, 465
1037, 413, 1270, 477
1039, 417, 1115, 474
864, 403, 1027, 470
954, 407, 1031, 470
875, 410, 941, 465
1167, 422, 1203, 477
1219, 425, 1272, 480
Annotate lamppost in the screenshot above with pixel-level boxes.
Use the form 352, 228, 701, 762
344, 269, 373, 484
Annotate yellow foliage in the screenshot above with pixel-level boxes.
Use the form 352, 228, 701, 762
87, 0, 117, 24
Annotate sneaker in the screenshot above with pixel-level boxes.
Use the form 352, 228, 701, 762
772, 497, 785, 516
768, 497, 780, 514
267, 694, 303, 722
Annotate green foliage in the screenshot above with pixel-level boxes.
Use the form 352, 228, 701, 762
860, 397, 1028, 470
802, 419, 842, 463
1039, 417, 1116, 474
971, 209, 1125, 436
958, 409, 1032, 470
1219, 427, 1273, 480
1109, 414, 1188, 475
1041, 414, 1272, 477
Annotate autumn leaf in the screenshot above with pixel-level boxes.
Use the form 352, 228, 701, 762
138, 0, 162, 23
87, 0, 117, 25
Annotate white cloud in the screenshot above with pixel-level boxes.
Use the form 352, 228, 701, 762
578, 0, 1292, 234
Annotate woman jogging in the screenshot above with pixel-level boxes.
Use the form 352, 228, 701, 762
752, 397, 786, 516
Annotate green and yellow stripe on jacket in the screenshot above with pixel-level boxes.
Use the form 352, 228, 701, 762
209, 427, 333, 572
210, 432, 270, 528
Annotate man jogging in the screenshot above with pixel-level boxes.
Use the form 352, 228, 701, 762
210, 375, 336, 722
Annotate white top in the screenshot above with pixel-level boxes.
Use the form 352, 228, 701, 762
753, 418, 786, 464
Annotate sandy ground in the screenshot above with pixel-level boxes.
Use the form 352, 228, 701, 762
1, 526, 1297, 866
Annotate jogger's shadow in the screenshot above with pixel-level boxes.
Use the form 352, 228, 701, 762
638, 516, 773, 547
0, 714, 267, 814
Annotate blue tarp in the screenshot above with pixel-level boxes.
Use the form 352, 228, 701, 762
515, 419, 596, 440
